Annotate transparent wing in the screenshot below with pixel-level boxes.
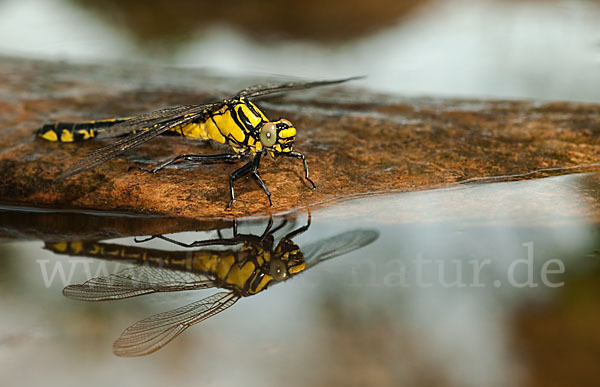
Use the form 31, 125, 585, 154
113, 291, 239, 357
58, 111, 206, 179
95, 102, 220, 139
63, 265, 214, 301
236, 76, 363, 99
302, 229, 379, 269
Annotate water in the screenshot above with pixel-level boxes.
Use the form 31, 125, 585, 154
1, 172, 599, 386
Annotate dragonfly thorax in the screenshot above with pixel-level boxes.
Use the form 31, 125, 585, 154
229, 98, 297, 157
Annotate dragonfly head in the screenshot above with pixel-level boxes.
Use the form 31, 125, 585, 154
268, 239, 306, 282
259, 119, 296, 157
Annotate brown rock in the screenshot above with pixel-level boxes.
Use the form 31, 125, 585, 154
0, 56, 599, 219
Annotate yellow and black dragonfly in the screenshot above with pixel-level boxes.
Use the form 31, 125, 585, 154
45, 216, 378, 356
38, 77, 360, 208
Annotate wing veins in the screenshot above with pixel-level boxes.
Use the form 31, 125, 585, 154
236, 76, 362, 99
303, 229, 379, 269
96, 103, 219, 139
62, 265, 213, 301
113, 292, 239, 356
58, 112, 203, 179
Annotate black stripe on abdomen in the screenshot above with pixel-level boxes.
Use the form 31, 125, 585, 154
37, 118, 130, 142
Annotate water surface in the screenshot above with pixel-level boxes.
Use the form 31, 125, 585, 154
1, 173, 599, 386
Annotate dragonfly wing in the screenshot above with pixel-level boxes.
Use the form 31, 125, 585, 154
113, 291, 239, 357
58, 112, 204, 179
95, 103, 220, 139
236, 76, 363, 99
63, 265, 214, 301
302, 229, 379, 269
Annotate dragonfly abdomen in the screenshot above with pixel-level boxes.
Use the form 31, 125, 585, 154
37, 117, 201, 143
45, 240, 191, 265
36, 102, 262, 154
37, 118, 132, 142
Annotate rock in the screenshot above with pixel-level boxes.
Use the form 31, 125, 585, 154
0, 56, 599, 219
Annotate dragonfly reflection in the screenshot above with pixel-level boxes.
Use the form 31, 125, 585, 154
45, 215, 378, 356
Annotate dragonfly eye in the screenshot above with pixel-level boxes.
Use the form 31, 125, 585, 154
269, 259, 288, 282
260, 122, 277, 147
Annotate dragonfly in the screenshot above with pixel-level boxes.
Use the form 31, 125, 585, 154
38, 77, 361, 208
45, 215, 378, 356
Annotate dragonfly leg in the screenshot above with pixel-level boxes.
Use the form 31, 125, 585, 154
260, 216, 275, 240
227, 152, 272, 209
129, 153, 242, 174
284, 210, 311, 240
252, 171, 272, 206
285, 151, 316, 189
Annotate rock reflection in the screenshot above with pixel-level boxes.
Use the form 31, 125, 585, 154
44, 213, 378, 356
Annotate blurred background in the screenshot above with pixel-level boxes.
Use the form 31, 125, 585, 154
0, 0, 599, 101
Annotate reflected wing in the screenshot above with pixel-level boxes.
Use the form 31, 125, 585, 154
63, 265, 214, 301
58, 103, 221, 179
236, 76, 363, 99
302, 229, 379, 269
113, 291, 239, 357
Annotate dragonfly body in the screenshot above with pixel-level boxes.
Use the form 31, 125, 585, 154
37, 98, 297, 157
47, 235, 306, 297
37, 77, 360, 208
